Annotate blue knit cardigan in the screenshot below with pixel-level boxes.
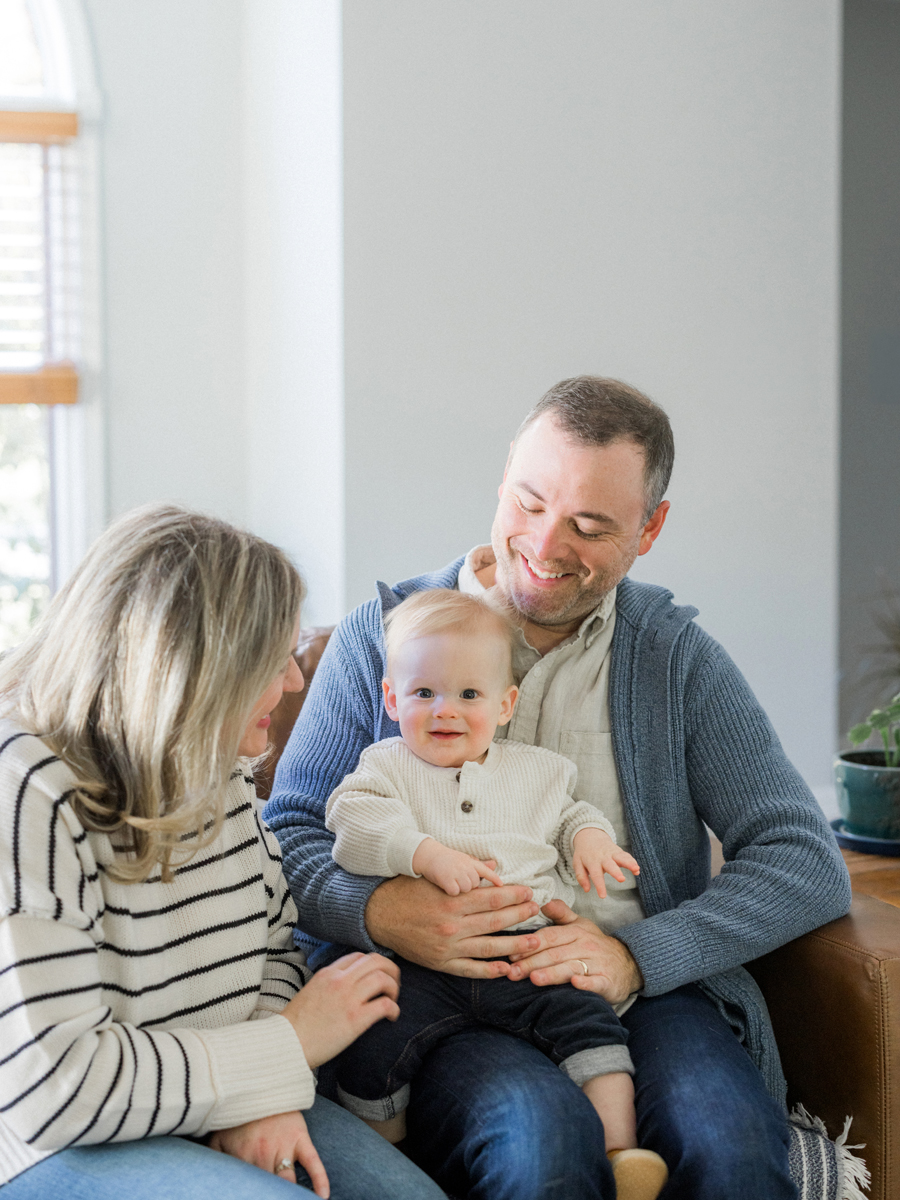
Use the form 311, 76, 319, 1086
265, 560, 852, 1104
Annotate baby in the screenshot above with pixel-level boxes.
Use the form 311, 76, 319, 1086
325, 589, 668, 1200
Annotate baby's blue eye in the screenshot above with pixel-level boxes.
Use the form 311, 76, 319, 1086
461, 689, 478, 700
415, 688, 434, 699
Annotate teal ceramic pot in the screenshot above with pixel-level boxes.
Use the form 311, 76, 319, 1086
834, 751, 900, 840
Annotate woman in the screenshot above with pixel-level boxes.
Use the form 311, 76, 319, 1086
0, 505, 444, 1200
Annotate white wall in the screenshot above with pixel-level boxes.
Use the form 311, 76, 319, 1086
243, 1, 344, 628
341, 1, 841, 796
82, 1, 842, 799
82, 0, 247, 524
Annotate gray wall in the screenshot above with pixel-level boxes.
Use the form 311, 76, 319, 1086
840, 0, 900, 734
342, 0, 841, 794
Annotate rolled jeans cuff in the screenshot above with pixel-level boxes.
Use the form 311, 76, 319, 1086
336, 1082, 411, 1121
560, 1044, 634, 1086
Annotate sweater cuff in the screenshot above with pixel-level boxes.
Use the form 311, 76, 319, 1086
196, 1014, 316, 1131
614, 908, 706, 997
321, 868, 385, 954
568, 818, 616, 849
386, 828, 430, 877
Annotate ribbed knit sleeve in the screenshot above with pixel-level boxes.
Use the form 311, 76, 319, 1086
614, 628, 852, 996
264, 606, 394, 954
548, 760, 616, 882
325, 746, 430, 878
553, 803, 617, 884
0, 916, 313, 1154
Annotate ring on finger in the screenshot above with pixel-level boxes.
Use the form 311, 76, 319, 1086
575, 959, 590, 976
276, 1158, 294, 1173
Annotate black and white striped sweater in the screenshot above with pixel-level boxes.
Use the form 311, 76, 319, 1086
0, 721, 314, 1185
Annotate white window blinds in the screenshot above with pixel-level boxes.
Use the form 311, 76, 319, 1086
0, 111, 79, 403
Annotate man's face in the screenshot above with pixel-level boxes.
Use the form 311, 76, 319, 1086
490, 414, 668, 629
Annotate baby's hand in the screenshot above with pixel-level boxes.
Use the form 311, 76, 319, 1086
572, 827, 640, 899
413, 838, 504, 895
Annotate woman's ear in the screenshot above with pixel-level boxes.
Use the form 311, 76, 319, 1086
382, 678, 399, 722
496, 684, 518, 727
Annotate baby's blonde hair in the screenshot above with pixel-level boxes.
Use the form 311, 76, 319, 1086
0, 504, 303, 883
383, 589, 517, 682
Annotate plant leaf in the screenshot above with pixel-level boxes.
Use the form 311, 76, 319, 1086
869, 709, 891, 729
848, 722, 873, 745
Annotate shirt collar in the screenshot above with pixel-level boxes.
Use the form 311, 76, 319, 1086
457, 544, 617, 651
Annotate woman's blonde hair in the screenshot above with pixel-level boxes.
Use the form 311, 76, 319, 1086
383, 588, 517, 682
0, 504, 303, 882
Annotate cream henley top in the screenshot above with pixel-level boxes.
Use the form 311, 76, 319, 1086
326, 736, 615, 924
458, 545, 647, 936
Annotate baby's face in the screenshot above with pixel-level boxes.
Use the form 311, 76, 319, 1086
383, 628, 518, 769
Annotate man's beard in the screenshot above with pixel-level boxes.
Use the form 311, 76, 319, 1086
492, 538, 636, 629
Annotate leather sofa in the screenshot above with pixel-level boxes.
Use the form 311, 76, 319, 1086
259, 627, 900, 1200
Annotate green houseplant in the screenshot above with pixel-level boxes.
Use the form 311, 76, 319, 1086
835, 692, 900, 840
848, 694, 900, 767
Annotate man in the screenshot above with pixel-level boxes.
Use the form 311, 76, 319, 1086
266, 376, 850, 1200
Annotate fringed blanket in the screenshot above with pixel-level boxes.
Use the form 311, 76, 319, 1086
789, 1106, 870, 1200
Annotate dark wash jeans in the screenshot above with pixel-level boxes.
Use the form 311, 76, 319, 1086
335, 956, 631, 1120
387, 983, 797, 1200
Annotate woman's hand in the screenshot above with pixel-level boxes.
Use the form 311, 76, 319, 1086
209, 1110, 329, 1197
281, 952, 401, 1068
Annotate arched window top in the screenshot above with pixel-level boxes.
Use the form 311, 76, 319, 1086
0, 0, 76, 106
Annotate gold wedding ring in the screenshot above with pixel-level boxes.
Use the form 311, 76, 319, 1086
276, 1158, 294, 1173
576, 959, 590, 976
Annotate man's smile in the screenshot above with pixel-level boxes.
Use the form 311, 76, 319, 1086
520, 552, 579, 585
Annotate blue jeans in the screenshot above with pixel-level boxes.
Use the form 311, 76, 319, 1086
335, 956, 631, 1120
400, 983, 797, 1200
1, 1095, 446, 1200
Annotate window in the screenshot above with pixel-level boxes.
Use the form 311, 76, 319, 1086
0, 0, 84, 648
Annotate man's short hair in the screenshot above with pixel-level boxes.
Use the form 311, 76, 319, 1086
516, 376, 674, 519
383, 588, 517, 682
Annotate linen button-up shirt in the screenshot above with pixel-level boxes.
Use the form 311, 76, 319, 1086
458, 545, 647, 934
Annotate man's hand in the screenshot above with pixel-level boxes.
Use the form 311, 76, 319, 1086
506, 899, 644, 1004
572, 827, 641, 899
365, 874, 542, 977
412, 838, 504, 895
281, 952, 400, 1068
209, 1110, 329, 1198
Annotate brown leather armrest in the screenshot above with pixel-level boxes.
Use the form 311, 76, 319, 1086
748, 894, 900, 1200
254, 625, 336, 801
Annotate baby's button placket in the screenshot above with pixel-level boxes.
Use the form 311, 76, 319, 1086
454, 770, 478, 822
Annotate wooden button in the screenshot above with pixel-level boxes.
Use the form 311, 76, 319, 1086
461, 800, 474, 813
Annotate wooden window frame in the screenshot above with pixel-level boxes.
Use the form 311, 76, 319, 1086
0, 109, 79, 406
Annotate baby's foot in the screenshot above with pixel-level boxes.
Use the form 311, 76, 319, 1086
607, 1148, 669, 1200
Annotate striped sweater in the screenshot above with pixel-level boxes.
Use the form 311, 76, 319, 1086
0, 721, 314, 1186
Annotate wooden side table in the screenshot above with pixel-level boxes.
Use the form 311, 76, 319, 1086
841, 846, 900, 909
